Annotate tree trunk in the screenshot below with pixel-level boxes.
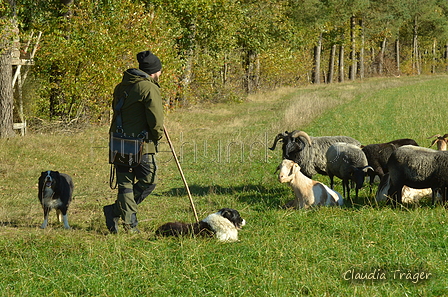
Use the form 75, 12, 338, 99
338, 43, 345, 82
243, 49, 258, 94
221, 54, 228, 86
395, 38, 400, 75
359, 18, 364, 80
349, 15, 356, 81
412, 17, 420, 75
379, 37, 386, 75
179, 22, 196, 103
327, 44, 336, 84
446, 42, 448, 73
254, 53, 260, 91
313, 33, 322, 84
432, 38, 436, 74
0, 49, 15, 138
0, 18, 16, 138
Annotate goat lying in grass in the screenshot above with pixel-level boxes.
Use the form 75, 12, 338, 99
277, 159, 343, 209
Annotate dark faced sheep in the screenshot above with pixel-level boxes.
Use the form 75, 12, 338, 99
361, 138, 419, 188
269, 130, 361, 178
326, 142, 373, 201
387, 145, 448, 205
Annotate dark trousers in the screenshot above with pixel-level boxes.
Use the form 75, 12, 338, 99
113, 154, 157, 225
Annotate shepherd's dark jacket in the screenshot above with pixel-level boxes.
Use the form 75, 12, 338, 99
110, 68, 164, 154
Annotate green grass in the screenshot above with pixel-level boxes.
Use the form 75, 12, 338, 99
1, 75, 448, 296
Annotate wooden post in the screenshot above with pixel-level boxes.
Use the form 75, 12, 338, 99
11, 31, 41, 136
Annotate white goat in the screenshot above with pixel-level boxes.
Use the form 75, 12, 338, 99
375, 173, 439, 204
277, 159, 343, 209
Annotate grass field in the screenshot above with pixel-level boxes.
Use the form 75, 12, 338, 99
1, 75, 447, 296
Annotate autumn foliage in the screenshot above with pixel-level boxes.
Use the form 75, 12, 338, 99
2, 0, 448, 123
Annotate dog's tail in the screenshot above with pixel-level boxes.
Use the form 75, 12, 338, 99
56, 209, 63, 223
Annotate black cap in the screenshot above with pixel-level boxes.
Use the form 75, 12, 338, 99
136, 50, 162, 75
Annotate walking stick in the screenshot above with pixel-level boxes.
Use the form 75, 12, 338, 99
163, 125, 200, 223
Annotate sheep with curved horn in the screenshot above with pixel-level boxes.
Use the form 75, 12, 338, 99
270, 130, 361, 178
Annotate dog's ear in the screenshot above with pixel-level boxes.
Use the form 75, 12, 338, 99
220, 208, 238, 222
38, 171, 46, 182
38, 172, 46, 198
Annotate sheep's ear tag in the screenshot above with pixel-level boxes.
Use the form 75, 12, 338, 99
293, 163, 299, 172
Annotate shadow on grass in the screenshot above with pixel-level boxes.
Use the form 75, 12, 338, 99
337, 194, 445, 212
162, 183, 290, 209
162, 182, 445, 212
0, 221, 19, 227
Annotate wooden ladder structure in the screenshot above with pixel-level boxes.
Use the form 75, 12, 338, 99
12, 31, 42, 136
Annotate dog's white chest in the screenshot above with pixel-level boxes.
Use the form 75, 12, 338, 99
42, 187, 62, 209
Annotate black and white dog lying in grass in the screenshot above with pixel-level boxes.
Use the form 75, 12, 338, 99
155, 208, 246, 242
38, 171, 74, 229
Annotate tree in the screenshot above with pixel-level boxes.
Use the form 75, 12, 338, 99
15, 0, 180, 119
0, 45, 15, 138
313, 32, 323, 84
3, 0, 448, 125
288, 0, 329, 84
0, 2, 16, 138
237, 0, 282, 93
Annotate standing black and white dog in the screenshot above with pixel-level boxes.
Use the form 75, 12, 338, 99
38, 171, 74, 229
155, 208, 246, 242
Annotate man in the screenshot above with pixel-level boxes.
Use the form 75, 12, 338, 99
103, 50, 164, 234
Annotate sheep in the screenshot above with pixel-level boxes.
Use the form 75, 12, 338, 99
325, 142, 373, 201
428, 134, 448, 151
277, 159, 343, 209
387, 145, 448, 205
361, 138, 419, 188
375, 173, 435, 204
269, 130, 361, 178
